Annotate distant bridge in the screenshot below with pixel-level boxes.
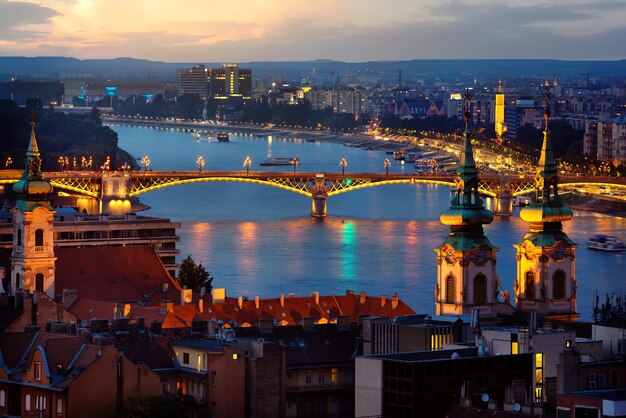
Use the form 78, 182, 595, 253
1, 169, 625, 217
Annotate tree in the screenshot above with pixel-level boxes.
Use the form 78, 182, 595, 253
177, 255, 214, 293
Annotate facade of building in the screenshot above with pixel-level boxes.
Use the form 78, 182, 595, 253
178, 64, 209, 100
209, 64, 252, 101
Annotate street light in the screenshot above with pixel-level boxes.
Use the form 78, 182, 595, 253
141, 155, 151, 171
340, 157, 348, 175
243, 156, 252, 175
5, 157, 13, 168
384, 158, 391, 176
196, 155, 205, 172
291, 157, 299, 174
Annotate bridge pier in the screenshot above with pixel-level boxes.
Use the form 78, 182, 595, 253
494, 175, 513, 216
100, 172, 132, 215
311, 196, 327, 218
494, 193, 513, 216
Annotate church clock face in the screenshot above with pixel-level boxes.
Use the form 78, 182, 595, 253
445, 247, 456, 264
474, 248, 488, 264
553, 244, 566, 260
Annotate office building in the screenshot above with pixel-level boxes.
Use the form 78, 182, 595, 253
209, 64, 251, 101
178, 64, 208, 99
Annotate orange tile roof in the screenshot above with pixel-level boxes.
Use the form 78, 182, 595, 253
55, 246, 181, 304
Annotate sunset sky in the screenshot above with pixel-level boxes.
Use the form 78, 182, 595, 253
1, 0, 625, 61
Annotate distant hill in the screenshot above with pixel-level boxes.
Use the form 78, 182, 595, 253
0, 56, 624, 83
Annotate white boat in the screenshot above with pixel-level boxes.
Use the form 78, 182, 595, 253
587, 234, 626, 252
512, 196, 530, 207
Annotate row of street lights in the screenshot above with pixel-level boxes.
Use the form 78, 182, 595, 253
136, 155, 399, 176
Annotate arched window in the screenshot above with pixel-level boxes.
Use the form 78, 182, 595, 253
525, 271, 536, 299
446, 275, 456, 304
35, 229, 44, 247
553, 269, 566, 299
15, 273, 21, 289
473, 274, 487, 305
17, 228, 22, 246
35, 274, 44, 293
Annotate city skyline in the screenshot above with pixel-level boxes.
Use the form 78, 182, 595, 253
1, 0, 625, 62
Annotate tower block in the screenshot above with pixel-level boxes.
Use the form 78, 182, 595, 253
514, 89, 579, 320
10, 122, 57, 298
435, 92, 500, 318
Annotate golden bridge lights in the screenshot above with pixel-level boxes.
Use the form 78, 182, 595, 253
101, 156, 111, 171
58, 156, 69, 170
384, 158, 391, 176
243, 156, 252, 175
196, 155, 205, 172
340, 157, 348, 175
141, 155, 151, 171
5, 156, 13, 168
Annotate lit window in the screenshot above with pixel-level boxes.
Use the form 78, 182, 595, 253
34, 361, 42, 381
0, 390, 5, 407
331, 368, 338, 383
25, 394, 31, 412
56, 399, 62, 416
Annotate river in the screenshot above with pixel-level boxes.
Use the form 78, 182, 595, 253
112, 125, 626, 319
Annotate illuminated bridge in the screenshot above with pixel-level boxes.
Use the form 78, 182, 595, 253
1, 169, 625, 217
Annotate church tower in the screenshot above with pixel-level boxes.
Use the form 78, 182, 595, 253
435, 92, 500, 318
514, 88, 578, 319
10, 121, 56, 298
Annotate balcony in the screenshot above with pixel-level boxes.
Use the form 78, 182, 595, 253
286, 382, 352, 393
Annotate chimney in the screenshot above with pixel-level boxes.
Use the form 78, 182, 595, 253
198, 299, 203, 313
238, 296, 243, 310
312, 291, 319, 305
303, 317, 315, 331
280, 294, 285, 307
360, 292, 367, 304
159, 301, 174, 315
288, 293, 295, 298
346, 290, 355, 296
380, 294, 387, 308
62, 288, 78, 309
200, 286, 206, 297
181, 289, 192, 305
391, 293, 399, 310
254, 296, 260, 309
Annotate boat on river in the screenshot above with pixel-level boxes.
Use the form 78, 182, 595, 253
260, 157, 299, 166
216, 133, 229, 142
587, 234, 626, 252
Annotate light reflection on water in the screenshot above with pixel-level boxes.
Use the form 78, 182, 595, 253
115, 125, 626, 318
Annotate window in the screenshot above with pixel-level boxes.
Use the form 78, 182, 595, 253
210, 402, 216, 418
305, 371, 312, 385
0, 390, 5, 407
473, 274, 487, 305
56, 399, 62, 416
25, 394, 31, 412
445, 275, 455, 303
211, 371, 216, 386
599, 374, 607, 388
35, 229, 44, 247
553, 270, 566, 299
35, 396, 46, 411
182, 352, 189, 365
318, 371, 325, 384
525, 271, 536, 299
35, 274, 44, 293
331, 368, 338, 383
161, 381, 171, 394
17, 229, 22, 247
34, 361, 42, 381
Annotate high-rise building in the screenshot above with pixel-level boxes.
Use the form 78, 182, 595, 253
495, 82, 506, 138
177, 64, 208, 99
209, 64, 251, 101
